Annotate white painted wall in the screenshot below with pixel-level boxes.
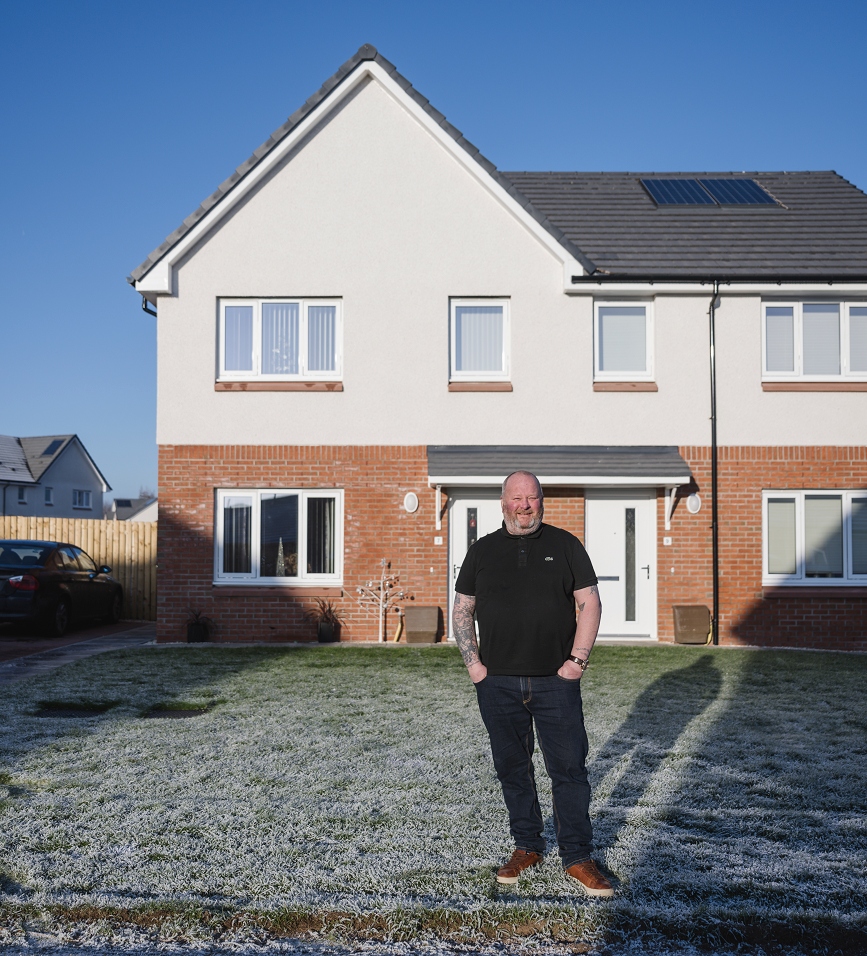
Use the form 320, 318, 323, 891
155, 76, 865, 449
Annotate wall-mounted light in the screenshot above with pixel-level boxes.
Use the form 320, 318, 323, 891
686, 493, 702, 515
403, 492, 419, 514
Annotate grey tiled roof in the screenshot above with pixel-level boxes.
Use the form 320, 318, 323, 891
427, 445, 690, 480
17, 435, 111, 491
19, 435, 74, 482
0, 435, 36, 484
128, 45, 593, 285
504, 171, 867, 279
113, 497, 156, 520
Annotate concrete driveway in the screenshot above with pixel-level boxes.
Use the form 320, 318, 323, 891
0, 620, 156, 684
0, 620, 153, 663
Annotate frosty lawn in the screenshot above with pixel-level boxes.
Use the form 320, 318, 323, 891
0, 643, 865, 953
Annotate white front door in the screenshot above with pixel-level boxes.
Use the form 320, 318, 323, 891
447, 492, 503, 639
584, 492, 657, 639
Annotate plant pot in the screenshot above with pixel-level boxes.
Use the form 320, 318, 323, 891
187, 622, 210, 643
317, 621, 339, 643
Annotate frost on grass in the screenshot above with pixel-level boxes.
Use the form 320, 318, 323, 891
0, 643, 866, 952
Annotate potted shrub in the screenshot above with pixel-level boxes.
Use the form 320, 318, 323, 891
186, 609, 215, 643
305, 598, 343, 643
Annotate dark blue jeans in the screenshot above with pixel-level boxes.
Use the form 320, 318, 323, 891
475, 674, 593, 867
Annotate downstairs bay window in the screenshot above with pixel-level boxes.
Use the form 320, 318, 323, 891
763, 491, 867, 585
215, 489, 343, 585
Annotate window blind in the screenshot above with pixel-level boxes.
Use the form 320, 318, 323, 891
765, 307, 795, 372
850, 307, 867, 372
598, 306, 647, 373
767, 498, 797, 575
804, 495, 843, 577
455, 306, 504, 372
803, 304, 840, 375
224, 306, 254, 371
262, 303, 299, 374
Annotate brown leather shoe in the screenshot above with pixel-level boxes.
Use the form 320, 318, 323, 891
496, 848, 543, 885
565, 859, 614, 897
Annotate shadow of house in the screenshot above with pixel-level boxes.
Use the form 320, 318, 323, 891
587, 648, 867, 953
587, 655, 723, 853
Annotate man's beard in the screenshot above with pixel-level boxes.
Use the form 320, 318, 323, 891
503, 510, 543, 535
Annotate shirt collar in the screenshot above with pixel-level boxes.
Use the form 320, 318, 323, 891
499, 521, 545, 540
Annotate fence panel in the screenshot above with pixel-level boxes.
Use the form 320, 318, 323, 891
0, 517, 157, 621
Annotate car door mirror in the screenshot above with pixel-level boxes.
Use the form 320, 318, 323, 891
100, 565, 111, 574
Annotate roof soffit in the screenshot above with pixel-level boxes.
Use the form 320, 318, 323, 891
130, 46, 594, 294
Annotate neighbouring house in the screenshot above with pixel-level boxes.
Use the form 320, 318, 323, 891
110, 497, 158, 522
0, 434, 110, 519
128, 45, 867, 649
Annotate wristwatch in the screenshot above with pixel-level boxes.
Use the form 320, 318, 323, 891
568, 655, 590, 669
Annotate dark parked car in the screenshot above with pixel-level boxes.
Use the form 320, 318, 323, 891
0, 540, 123, 637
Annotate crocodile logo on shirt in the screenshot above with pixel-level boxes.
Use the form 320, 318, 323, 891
545, 556, 554, 561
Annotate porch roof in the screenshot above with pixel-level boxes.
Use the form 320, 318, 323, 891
426, 445, 692, 487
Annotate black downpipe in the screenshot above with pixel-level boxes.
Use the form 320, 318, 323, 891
141, 296, 157, 317
708, 281, 720, 644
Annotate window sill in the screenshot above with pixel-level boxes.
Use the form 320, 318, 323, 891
593, 382, 658, 392
215, 381, 343, 392
762, 382, 867, 391
213, 585, 343, 597
763, 586, 867, 599
448, 382, 513, 392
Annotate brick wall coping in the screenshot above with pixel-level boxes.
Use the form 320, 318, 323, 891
762, 586, 867, 599
212, 586, 344, 597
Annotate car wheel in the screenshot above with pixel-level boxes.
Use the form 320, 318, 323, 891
104, 591, 123, 624
45, 598, 70, 638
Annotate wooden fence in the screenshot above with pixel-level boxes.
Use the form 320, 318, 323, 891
0, 516, 157, 621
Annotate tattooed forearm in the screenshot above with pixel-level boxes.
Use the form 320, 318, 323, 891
452, 593, 480, 667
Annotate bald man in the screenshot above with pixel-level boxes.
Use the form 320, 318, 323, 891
452, 471, 612, 896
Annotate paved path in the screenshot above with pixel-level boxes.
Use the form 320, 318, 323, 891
0, 623, 156, 685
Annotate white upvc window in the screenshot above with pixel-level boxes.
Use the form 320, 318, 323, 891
449, 299, 510, 381
763, 490, 867, 585
594, 301, 654, 381
44, 487, 53, 506
214, 488, 343, 585
762, 302, 867, 381
72, 489, 92, 510
17, 487, 26, 505
218, 299, 342, 381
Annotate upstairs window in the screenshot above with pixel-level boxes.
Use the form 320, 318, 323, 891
17, 487, 26, 505
594, 302, 654, 381
215, 488, 343, 585
449, 299, 510, 381
72, 489, 92, 510
764, 491, 867, 585
763, 302, 867, 380
219, 299, 342, 381
44, 487, 53, 505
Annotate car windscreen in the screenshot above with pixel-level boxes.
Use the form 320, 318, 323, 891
0, 542, 54, 567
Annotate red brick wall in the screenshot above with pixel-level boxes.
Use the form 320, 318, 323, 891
158, 444, 867, 650
157, 445, 448, 643
662, 446, 867, 651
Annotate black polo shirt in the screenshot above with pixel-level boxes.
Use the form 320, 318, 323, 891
454, 522, 597, 676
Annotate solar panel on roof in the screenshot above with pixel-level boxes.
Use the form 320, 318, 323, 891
640, 179, 715, 205
699, 178, 777, 205
42, 440, 63, 456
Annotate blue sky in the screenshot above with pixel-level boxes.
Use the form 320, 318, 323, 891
2, 0, 866, 502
